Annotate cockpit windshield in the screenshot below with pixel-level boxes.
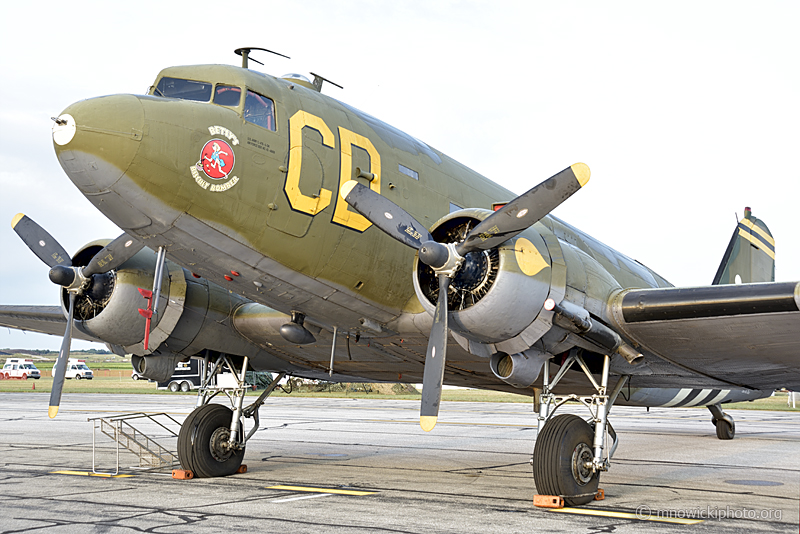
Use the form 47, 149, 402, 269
214, 85, 241, 107
244, 90, 275, 131
154, 77, 213, 101
153, 77, 276, 131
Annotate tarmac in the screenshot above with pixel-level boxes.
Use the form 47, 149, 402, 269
0, 392, 798, 533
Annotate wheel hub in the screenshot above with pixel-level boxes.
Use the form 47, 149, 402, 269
571, 442, 594, 485
209, 427, 233, 462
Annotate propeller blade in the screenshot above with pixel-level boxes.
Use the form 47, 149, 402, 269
82, 233, 144, 277
341, 180, 433, 249
420, 275, 451, 432
49, 292, 75, 418
11, 213, 72, 268
457, 163, 590, 255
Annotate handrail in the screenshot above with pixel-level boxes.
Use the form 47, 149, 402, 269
90, 412, 182, 475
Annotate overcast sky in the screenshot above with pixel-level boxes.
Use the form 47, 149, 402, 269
2, 1, 798, 350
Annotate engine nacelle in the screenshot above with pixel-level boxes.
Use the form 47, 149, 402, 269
412, 209, 554, 352
61, 240, 270, 381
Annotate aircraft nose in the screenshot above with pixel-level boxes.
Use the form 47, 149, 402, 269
53, 94, 144, 194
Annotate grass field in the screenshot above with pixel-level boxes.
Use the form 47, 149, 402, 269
1, 374, 798, 411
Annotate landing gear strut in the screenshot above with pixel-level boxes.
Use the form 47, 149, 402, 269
532, 349, 628, 506
708, 403, 735, 440
177, 353, 285, 477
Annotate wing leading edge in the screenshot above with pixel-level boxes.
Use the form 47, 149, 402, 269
609, 282, 800, 390
0, 305, 101, 343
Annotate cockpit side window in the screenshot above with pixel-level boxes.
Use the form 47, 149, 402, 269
154, 77, 213, 102
244, 90, 276, 131
214, 85, 242, 107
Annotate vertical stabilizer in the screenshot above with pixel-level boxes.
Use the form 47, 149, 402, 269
712, 207, 775, 285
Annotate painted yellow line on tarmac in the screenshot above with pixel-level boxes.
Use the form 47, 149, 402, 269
51, 470, 134, 478
267, 485, 376, 496
548, 507, 703, 525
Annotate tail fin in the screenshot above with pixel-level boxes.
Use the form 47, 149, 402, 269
712, 207, 775, 285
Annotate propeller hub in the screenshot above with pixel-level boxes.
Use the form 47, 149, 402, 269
419, 242, 464, 278
49, 265, 76, 287
418, 241, 449, 269
49, 265, 88, 292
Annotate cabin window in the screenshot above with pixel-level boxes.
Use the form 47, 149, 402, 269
244, 90, 276, 131
214, 85, 242, 107
398, 164, 419, 180
154, 77, 213, 102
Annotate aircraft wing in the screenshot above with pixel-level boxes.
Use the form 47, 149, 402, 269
0, 305, 101, 343
609, 281, 800, 390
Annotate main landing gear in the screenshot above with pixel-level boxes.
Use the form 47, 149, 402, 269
708, 403, 735, 440
177, 353, 285, 478
532, 349, 628, 506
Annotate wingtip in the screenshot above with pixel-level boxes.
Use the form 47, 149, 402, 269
11, 213, 25, 229
340, 180, 359, 200
48, 406, 59, 419
420, 416, 438, 432
571, 163, 591, 187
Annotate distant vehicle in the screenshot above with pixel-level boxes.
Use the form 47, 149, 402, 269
131, 369, 147, 381
1, 358, 41, 380
154, 359, 257, 392
157, 360, 200, 392
64, 359, 93, 380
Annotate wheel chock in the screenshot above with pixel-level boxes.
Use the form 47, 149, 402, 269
533, 495, 564, 508
236, 465, 248, 474
594, 488, 605, 501
172, 469, 194, 480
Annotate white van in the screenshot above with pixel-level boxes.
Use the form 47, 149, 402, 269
1, 358, 41, 380
65, 359, 94, 380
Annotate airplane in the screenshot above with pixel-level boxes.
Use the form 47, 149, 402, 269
2, 47, 798, 506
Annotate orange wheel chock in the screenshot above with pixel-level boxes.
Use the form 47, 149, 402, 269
533, 495, 565, 508
172, 469, 194, 480
236, 465, 248, 474
594, 488, 605, 501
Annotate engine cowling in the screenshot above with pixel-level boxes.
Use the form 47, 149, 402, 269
412, 209, 554, 354
63, 240, 184, 350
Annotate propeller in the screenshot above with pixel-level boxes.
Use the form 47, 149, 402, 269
11, 213, 143, 418
341, 163, 590, 431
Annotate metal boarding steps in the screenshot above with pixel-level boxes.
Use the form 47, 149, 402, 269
88, 413, 182, 475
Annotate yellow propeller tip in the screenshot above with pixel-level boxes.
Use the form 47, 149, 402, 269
571, 163, 591, 187
11, 213, 25, 229
340, 180, 359, 200
48, 406, 59, 419
420, 416, 438, 432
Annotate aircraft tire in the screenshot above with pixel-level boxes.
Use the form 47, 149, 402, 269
532, 414, 599, 506
178, 404, 244, 478
715, 418, 735, 440
177, 408, 202, 474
